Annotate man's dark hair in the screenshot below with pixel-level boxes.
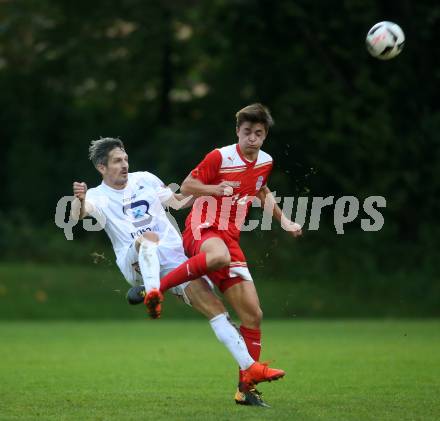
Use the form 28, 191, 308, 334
235, 103, 274, 132
88, 137, 125, 167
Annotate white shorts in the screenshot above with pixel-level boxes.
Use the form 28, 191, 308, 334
117, 241, 212, 305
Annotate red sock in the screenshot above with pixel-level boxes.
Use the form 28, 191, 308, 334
159, 253, 208, 293
239, 325, 261, 381
240, 325, 261, 360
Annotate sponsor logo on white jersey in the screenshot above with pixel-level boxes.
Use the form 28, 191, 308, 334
122, 200, 153, 227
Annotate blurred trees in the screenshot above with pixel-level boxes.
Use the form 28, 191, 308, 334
0, 0, 439, 251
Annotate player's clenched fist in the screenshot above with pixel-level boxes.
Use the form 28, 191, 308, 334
73, 182, 88, 201
213, 181, 234, 197
282, 220, 303, 238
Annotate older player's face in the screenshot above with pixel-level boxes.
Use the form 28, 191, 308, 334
236, 122, 267, 159
99, 147, 129, 188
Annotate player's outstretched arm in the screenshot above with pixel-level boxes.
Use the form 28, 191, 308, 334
257, 186, 302, 238
71, 181, 92, 220
163, 193, 195, 210
181, 174, 234, 197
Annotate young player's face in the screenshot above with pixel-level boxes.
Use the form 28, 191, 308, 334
99, 148, 129, 187
236, 122, 267, 158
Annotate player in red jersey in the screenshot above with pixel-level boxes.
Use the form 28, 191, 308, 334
172, 103, 302, 406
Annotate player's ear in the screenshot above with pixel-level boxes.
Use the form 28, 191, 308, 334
96, 164, 106, 176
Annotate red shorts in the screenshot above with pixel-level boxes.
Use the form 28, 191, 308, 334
182, 227, 252, 293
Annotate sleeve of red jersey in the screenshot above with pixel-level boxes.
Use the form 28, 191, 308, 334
190, 149, 222, 184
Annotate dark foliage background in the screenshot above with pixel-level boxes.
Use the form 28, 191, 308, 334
0, 0, 438, 316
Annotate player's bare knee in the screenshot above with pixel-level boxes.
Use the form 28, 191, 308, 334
207, 250, 231, 270
243, 308, 263, 329
142, 232, 159, 242
135, 232, 159, 251
256, 308, 263, 325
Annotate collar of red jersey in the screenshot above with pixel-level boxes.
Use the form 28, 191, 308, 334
235, 143, 257, 167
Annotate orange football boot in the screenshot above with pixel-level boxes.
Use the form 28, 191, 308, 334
143, 288, 164, 319
241, 361, 285, 387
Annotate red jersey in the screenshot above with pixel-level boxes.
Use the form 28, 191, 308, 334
184, 143, 273, 240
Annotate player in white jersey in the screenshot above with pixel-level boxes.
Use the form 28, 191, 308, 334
71, 137, 285, 406
84, 170, 188, 291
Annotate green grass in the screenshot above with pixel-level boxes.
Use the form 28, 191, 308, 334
0, 320, 439, 420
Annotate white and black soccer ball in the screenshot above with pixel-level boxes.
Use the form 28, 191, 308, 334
366, 21, 405, 60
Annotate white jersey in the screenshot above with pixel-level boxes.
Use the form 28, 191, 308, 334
86, 171, 185, 282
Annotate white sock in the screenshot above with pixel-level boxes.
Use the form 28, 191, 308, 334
209, 313, 254, 370
138, 240, 160, 292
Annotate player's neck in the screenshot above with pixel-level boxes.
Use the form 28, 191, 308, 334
103, 178, 127, 190
238, 144, 259, 162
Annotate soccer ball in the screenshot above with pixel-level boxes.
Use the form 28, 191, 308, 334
366, 21, 405, 60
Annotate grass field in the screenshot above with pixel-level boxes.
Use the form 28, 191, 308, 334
0, 320, 439, 420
